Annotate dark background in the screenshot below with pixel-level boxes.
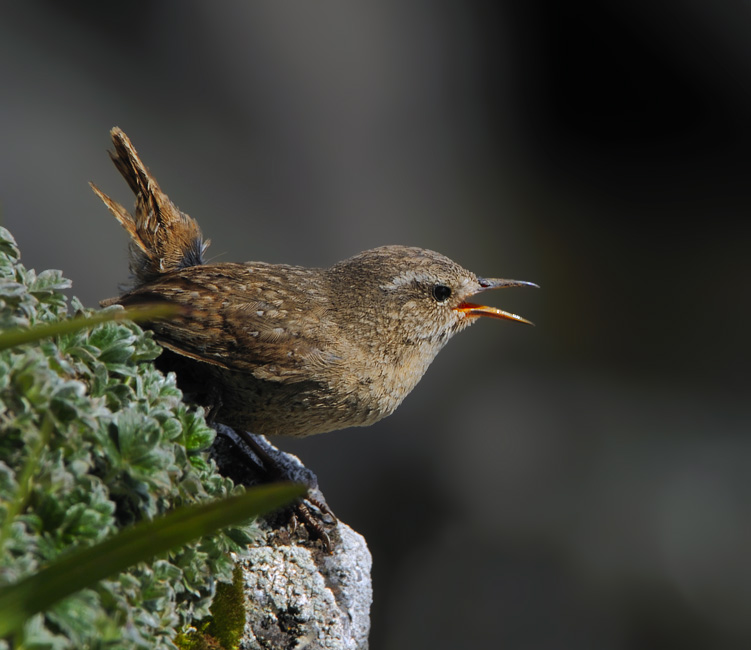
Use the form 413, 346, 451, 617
3, 2, 751, 648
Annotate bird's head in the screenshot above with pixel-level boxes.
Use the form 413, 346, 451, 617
327, 245, 537, 354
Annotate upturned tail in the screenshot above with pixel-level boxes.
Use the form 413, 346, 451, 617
91, 127, 209, 289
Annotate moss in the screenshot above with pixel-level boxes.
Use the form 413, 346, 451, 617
176, 563, 247, 650
205, 563, 247, 649
174, 621, 221, 650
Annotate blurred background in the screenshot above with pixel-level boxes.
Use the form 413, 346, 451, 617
2, 1, 750, 648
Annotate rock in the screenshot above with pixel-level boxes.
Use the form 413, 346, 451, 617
211, 426, 373, 649
238, 521, 372, 650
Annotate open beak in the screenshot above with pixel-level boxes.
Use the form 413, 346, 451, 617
453, 278, 538, 326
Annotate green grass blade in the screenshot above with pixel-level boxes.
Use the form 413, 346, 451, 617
0, 304, 180, 351
0, 482, 305, 637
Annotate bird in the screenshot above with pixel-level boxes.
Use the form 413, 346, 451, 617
92, 128, 537, 439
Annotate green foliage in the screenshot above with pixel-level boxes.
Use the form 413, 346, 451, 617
0, 483, 304, 640
0, 227, 260, 649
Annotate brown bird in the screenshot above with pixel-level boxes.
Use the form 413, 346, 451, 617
92, 128, 536, 438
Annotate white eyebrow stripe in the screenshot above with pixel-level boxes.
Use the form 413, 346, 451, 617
380, 270, 435, 291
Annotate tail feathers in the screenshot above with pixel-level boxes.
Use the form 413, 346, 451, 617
92, 127, 209, 286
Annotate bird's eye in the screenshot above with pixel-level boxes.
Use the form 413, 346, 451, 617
431, 284, 452, 303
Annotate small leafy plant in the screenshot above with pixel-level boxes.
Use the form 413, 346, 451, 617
0, 227, 286, 649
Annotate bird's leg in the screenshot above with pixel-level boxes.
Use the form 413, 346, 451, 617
217, 427, 337, 551
184, 372, 337, 549
203, 385, 223, 427
234, 430, 336, 518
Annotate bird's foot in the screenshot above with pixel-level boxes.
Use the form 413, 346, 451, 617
211, 425, 337, 552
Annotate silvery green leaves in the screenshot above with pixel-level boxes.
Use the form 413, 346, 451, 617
0, 227, 264, 649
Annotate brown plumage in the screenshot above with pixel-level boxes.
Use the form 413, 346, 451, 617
93, 128, 536, 437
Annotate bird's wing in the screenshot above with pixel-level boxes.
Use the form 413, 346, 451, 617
116, 263, 341, 383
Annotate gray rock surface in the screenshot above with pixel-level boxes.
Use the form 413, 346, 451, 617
238, 521, 372, 650
212, 427, 372, 649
